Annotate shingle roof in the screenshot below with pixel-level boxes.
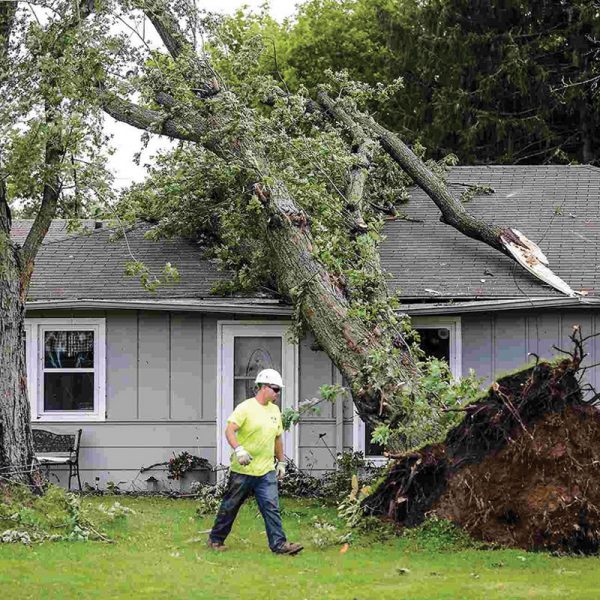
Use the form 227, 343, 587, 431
380, 165, 600, 299
12, 165, 600, 302
14, 221, 229, 300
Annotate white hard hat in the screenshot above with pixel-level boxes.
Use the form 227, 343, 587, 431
255, 368, 284, 388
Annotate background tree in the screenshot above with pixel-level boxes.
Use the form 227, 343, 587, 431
0, 1, 111, 483
257, 0, 600, 164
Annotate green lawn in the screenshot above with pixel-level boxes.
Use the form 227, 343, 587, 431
0, 495, 599, 599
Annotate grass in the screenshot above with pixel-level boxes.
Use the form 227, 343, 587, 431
0, 495, 599, 599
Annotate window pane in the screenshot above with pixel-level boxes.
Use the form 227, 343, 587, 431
44, 372, 94, 411
365, 422, 385, 456
415, 328, 450, 362
44, 331, 94, 369
233, 337, 282, 407
233, 337, 282, 378
234, 379, 252, 408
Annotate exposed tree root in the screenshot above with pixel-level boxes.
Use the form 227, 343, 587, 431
365, 333, 600, 554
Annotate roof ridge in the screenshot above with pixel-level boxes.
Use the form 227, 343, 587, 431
37, 221, 147, 247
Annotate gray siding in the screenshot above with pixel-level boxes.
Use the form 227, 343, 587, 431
27, 306, 600, 488
462, 309, 599, 391
27, 309, 226, 490
297, 333, 348, 472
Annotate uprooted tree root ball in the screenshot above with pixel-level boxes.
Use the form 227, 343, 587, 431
365, 343, 600, 554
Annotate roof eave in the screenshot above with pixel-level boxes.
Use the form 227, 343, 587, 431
25, 298, 293, 316
398, 296, 600, 315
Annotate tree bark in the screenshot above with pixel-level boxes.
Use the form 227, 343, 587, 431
0, 231, 34, 484
0, 2, 79, 483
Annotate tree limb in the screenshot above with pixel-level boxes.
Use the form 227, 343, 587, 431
20, 0, 97, 266
331, 99, 578, 297
138, 0, 220, 98
0, 2, 16, 236
21, 102, 64, 267
318, 92, 388, 302
99, 89, 210, 143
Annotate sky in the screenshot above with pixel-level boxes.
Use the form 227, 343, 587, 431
107, 1, 301, 188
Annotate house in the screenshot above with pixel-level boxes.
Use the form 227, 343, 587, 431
16, 165, 600, 489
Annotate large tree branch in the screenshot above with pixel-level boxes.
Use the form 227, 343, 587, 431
100, 90, 207, 143
0, 2, 16, 236
21, 103, 64, 267
318, 92, 389, 303
20, 0, 96, 266
137, 0, 220, 98
318, 94, 577, 297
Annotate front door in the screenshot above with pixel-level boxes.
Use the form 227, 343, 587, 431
216, 321, 298, 470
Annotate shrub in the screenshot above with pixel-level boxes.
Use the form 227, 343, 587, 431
401, 516, 481, 552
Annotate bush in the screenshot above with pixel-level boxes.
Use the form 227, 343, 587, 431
280, 452, 384, 502
192, 482, 226, 517
0, 482, 131, 544
401, 516, 482, 552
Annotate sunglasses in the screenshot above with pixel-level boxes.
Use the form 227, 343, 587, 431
266, 385, 281, 394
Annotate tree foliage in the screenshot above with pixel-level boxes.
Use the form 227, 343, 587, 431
238, 0, 600, 165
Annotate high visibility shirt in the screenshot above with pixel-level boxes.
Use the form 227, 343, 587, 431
227, 397, 283, 477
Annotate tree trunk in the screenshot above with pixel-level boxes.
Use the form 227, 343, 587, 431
256, 182, 418, 423
0, 231, 35, 484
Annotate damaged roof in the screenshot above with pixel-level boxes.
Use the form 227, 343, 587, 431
381, 165, 600, 300
12, 165, 600, 303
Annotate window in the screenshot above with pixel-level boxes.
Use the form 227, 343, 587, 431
354, 316, 461, 462
25, 319, 106, 422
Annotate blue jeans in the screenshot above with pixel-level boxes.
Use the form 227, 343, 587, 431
209, 470, 287, 552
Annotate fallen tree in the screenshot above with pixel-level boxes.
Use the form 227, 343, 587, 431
365, 329, 600, 554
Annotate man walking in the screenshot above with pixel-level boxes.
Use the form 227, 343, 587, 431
207, 368, 304, 555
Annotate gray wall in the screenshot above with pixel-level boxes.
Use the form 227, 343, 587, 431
28, 310, 228, 490
27, 307, 600, 489
462, 309, 598, 391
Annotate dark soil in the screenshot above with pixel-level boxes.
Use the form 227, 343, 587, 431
365, 353, 600, 554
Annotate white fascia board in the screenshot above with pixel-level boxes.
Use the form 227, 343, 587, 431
397, 296, 600, 315
26, 298, 293, 315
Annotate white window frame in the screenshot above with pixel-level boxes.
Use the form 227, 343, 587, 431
353, 316, 462, 465
216, 321, 298, 475
25, 318, 106, 422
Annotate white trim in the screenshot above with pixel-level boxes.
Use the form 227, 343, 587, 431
353, 316, 462, 463
216, 321, 298, 476
25, 318, 106, 422
25, 298, 293, 315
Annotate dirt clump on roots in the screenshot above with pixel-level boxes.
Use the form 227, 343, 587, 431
365, 350, 600, 554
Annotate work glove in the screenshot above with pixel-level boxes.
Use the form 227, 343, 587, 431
234, 446, 253, 466
276, 460, 286, 480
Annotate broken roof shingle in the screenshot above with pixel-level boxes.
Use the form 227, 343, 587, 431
380, 165, 600, 299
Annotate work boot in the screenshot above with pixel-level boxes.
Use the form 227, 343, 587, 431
274, 541, 303, 555
207, 540, 227, 552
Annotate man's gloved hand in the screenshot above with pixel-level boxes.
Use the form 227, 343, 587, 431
276, 460, 286, 480
234, 446, 253, 466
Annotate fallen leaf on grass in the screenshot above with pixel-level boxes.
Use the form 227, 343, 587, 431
339, 543, 349, 554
